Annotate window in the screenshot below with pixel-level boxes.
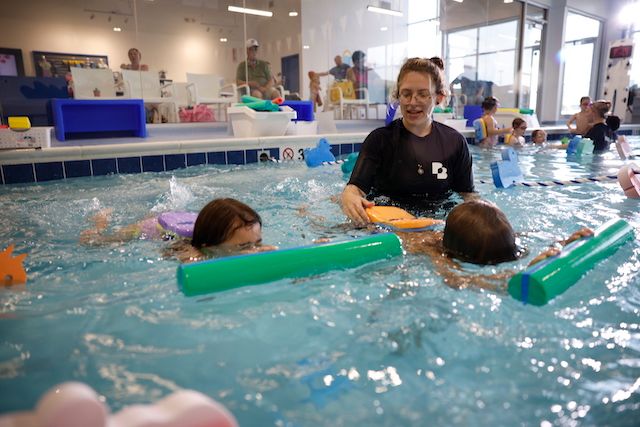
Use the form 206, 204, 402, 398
560, 12, 601, 115
407, 0, 441, 58
446, 19, 518, 107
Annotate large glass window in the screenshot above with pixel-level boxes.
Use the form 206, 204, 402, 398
446, 19, 518, 109
519, 4, 546, 111
560, 12, 601, 115
407, 0, 441, 59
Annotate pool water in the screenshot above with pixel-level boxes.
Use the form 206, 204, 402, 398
1, 140, 639, 426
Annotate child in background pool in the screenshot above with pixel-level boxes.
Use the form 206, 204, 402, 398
531, 129, 547, 145
504, 118, 527, 146
80, 198, 276, 262
477, 96, 512, 147
566, 96, 593, 135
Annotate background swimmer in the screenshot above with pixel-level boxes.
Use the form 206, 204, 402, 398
566, 96, 592, 135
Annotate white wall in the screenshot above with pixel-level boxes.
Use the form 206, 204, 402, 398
0, 0, 255, 81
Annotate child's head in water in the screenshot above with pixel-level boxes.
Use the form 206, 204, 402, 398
512, 118, 527, 138
531, 129, 547, 144
442, 200, 518, 265
191, 198, 263, 249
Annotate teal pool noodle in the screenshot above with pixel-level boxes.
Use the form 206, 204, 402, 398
177, 233, 403, 296
241, 95, 264, 104
237, 100, 279, 111
508, 219, 634, 306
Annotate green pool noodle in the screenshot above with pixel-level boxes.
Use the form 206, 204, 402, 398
341, 152, 359, 174
241, 95, 264, 103
177, 233, 403, 296
519, 108, 534, 115
236, 100, 279, 112
508, 219, 634, 306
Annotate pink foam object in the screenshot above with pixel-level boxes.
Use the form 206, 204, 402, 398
0, 382, 238, 427
616, 135, 633, 160
618, 162, 640, 199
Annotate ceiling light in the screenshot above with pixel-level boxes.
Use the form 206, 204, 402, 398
220, 37, 228, 42
303, 45, 310, 49
113, 27, 122, 32
367, 5, 403, 17
504, 0, 514, 3
228, 5, 273, 17
452, 0, 463, 3
289, 11, 298, 17
380, 26, 388, 31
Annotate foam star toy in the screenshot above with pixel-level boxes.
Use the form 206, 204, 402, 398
0, 245, 27, 286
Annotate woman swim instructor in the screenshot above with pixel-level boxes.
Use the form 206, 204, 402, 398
341, 57, 475, 224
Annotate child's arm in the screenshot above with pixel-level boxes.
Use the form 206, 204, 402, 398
484, 117, 511, 136
566, 113, 578, 132
79, 209, 142, 246
400, 231, 512, 292
528, 227, 594, 266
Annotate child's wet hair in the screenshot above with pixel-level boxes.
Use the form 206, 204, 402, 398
443, 200, 519, 265
512, 118, 526, 129
191, 198, 262, 248
481, 96, 499, 111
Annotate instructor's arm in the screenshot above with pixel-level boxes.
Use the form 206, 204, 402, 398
341, 184, 373, 224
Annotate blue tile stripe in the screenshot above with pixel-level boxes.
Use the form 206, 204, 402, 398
2, 127, 639, 185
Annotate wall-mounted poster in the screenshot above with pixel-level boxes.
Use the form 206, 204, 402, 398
32, 51, 109, 78
0, 47, 25, 76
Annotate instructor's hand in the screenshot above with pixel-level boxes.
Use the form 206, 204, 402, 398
341, 184, 373, 225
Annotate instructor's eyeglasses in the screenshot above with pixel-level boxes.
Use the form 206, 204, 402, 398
399, 90, 432, 103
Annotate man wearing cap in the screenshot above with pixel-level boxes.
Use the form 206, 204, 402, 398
236, 39, 279, 100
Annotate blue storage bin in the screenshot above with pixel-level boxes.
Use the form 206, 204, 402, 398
281, 100, 314, 122
463, 105, 483, 127
52, 99, 146, 141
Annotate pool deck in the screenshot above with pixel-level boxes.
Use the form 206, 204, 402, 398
1, 119, 639, 185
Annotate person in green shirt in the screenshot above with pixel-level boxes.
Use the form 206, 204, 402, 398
236, 39, 280, 100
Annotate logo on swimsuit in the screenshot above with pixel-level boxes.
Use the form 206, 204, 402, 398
432, 162, 448, 179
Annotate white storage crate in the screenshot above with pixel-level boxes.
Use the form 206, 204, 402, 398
285, 120, 318, 136
0, 127, 52, 149
227, 106, 297, 137
443, 119, 468, 131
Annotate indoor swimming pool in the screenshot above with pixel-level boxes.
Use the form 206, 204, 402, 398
1, 139, 639, 426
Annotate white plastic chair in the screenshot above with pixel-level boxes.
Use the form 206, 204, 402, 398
328, 85, 370, 119
186, 73, 238, 121
70, 68, 120, 99
168, 82, 192, 108
121, 69, 177, 122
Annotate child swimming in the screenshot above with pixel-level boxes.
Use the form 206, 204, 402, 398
531, 129, 547, 145
80, 198, 276, 262
396, 200, 592, 290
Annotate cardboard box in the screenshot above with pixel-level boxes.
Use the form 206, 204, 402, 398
0, 126, 52, 149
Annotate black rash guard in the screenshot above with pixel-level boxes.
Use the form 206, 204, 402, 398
584, 122, 612, 152
348, 119, 474, 201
